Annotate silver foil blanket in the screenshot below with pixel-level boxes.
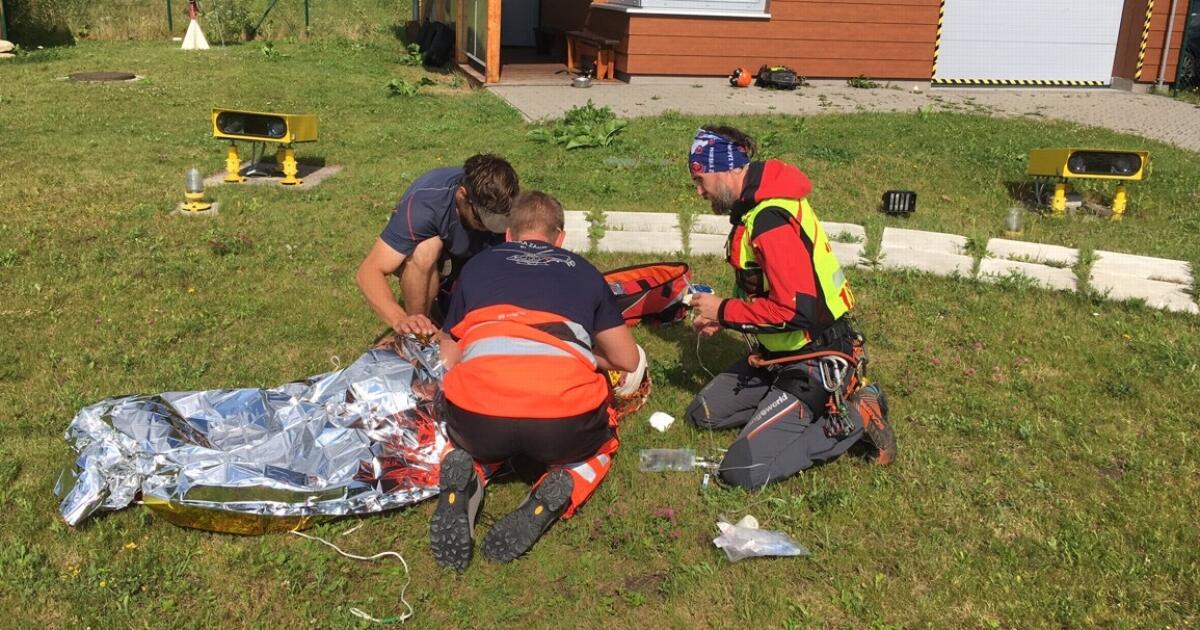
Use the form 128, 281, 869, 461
57, 338, 450, 534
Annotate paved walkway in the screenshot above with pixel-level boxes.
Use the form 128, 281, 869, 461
490, 79, 1200, 153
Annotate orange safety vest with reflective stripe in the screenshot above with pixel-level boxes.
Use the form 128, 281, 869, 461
442, 304, 611, 419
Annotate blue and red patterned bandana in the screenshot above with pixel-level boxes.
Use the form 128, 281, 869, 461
689, 128, 750, 174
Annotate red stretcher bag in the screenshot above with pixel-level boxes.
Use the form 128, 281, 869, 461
603, 262, 692, 326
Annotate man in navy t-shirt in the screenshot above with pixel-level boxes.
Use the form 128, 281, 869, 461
429, 191, 641, 571
356, 154, 519, 337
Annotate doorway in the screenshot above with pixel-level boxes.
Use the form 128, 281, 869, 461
499, 0, 571, 84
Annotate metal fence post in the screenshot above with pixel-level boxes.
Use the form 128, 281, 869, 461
166, 0, 174, 33
304, 0, 309, 30
1, 0, 9, 41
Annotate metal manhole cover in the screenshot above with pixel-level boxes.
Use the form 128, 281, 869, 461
69, 71, 138, 82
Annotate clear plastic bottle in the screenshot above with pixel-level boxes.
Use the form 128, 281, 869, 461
638, 448, 696, 472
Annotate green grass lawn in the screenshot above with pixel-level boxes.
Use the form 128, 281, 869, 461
2, 40, 1199, 628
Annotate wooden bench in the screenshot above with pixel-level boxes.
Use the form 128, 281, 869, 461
566, 30, 619, 80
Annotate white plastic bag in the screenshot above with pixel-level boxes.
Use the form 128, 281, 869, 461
713, 515, 810, 562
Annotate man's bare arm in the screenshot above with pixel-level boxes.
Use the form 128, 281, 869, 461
593, 324, 640, 373
356, 237, 443, 335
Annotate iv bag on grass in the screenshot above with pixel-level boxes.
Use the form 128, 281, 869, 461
639, 448, 696, 472
714, 515, 810, 562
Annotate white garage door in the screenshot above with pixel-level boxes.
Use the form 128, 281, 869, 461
933, 0, 1126, 86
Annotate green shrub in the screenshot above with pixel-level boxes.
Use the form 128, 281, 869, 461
200, 0, 252, 45
386, 76, 434, 97
527, 101, 628, 150
399, 43, 423, 66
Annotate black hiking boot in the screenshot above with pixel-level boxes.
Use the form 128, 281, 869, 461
854, 384, 897, 466
481, 468, 573, 563
430, 449, 484, 572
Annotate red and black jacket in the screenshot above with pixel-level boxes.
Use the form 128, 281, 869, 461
718, 160, 841, 335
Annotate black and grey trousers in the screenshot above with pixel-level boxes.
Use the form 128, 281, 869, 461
686, 355, 867, 489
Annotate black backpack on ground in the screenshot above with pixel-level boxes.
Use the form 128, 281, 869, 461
419, 21, 454, 67
755, 65, 802, 90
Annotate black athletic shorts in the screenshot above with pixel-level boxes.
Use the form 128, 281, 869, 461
445, 401, 613, 466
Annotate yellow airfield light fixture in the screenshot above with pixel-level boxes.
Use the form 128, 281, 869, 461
181, 168, 212, 213
1027, 149, 1148, 220
212, 109, 318, 186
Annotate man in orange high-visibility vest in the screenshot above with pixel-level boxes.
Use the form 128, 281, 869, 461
430, 191, 641, 571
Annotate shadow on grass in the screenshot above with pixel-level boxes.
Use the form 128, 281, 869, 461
641, 322, 747, 394
1004, 179, 1048, 210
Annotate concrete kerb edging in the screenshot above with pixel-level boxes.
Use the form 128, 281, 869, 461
562, 211, 1199, 315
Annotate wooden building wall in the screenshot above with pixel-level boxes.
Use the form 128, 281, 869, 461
1113, 0, 1190, 82
608, 0, 941, 79
517, 0, 1190, 84
1141, 0, 1190, 82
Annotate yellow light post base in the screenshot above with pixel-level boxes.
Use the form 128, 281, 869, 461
182, 192, 212, 212
224, 143, 245, 183
1111, 184, 1127, 221
1050, 182, 1067, 217
278, 147, 302, 186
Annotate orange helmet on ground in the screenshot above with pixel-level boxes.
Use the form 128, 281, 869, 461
729, 67, 753, 88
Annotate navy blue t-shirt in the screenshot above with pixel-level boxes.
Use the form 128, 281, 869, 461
380, 166, 502, 264
443, 240, 625, 339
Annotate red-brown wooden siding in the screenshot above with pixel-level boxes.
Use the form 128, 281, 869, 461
1140, 0, 1190, 81
529, 0, 1188, 83
1113, 0, 1150, 79
617, 0, 940, 78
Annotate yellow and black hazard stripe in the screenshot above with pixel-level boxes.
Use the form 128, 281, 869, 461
931, 0, 945, 79
1135, 0, 1154, 80
931, 78, 1108, 87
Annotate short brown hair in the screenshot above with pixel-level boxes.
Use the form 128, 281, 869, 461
463, 154, 520, 217
509, 191, 565, 239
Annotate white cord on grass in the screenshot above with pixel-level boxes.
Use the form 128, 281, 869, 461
695, 333, 715, 378
289, 529, 414, 624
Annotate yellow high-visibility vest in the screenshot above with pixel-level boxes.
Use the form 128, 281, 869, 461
729, 197, 854, 352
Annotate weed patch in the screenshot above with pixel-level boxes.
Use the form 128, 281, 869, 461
528, 101, 629, 150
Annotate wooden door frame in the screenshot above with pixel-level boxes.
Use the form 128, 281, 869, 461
452, 0, 502, 83
486, 0, 501, 83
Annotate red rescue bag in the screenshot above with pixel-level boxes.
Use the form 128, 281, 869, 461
603, 262, 692, 326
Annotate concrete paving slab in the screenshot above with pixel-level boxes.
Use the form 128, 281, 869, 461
882, 227, 968, 256
830, 242, 865, 269
879, 246, 974, 277
824, 222, 867, 243
1089, 271, 1199, 314
561, 232, 589, 253
1092, 250, 1193, 286
978, 258, 1077, 292
604, 211, 679, 232
597, 231, 684, 254
205, 164, 343, 190
690, 215, 729, 234
689, 215, 864, 242
173, 201, 221, 217
986, 239, 1078, 266
690, 233, 726, 256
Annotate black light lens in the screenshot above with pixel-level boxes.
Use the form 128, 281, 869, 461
881, 190, 918, 216
1067, 151, 1141, 176
216, 112, 288, 139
